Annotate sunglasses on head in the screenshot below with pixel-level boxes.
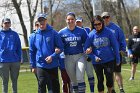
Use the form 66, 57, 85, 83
94, 23, 102, 26
102, 16, 110, 19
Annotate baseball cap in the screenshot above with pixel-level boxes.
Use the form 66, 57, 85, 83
2, 18, 11, 23
37, 13, 47, 21
76, 17, 83, 22
101, 12, 110, 17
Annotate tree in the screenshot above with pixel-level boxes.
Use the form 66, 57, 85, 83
26, 0, 39, 34
11, 0, 39, 46
80, 0, 94, 29
12, 0, 28, 46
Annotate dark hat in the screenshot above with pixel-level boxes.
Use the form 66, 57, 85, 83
101, 12, 110, 17
2, 18, 11, 23
37, 13, 47, 20
76, 17, 83, 22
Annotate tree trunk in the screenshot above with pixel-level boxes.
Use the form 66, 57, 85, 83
12, 0, 28, 46
116, 0, 123, 28
121, 0, 132, 35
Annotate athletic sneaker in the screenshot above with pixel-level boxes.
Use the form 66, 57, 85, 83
129, 77, 134, 80
107, 89, 116, 93
120, 89, 125, 93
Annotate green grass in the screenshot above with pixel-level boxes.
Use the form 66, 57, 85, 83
0, 63, 140, 93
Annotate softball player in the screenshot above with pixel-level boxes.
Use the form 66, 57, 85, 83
59, 12, 88, 93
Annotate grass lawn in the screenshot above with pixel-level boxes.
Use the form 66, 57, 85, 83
0, 63, 140, 93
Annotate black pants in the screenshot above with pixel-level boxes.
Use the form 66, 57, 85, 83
37, 67, 60, 93
93, 61, 114, 92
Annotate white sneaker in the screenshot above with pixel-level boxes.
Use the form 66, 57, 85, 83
129, 77, 134, 80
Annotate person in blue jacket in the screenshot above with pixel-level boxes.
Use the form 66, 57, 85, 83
84, 15, 120, 93
59, 12, 88, 93
101, 12, 126, 93
0, 18, 22, 93
29, 13, 64, 93
76, 17, 95, 93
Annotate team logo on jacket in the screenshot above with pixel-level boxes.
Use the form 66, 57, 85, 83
46, 37, 51, 42
110, 29, 115, 34
93, 37, 109, 48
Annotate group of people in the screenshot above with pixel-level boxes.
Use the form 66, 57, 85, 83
0, 11, 139, 93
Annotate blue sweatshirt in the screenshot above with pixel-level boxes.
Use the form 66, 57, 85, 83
106, 22, 126, 52
84, 27, 120, 64
0, 28, 22, 62
59, 26, 88, 55
29, 24, 64, 69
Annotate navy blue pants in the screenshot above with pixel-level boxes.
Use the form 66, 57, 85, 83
37, 67, 60, 93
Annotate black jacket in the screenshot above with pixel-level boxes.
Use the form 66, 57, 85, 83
128, 32, 140, 57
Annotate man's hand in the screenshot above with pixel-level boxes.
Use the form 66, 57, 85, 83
85, 47, 92, 54
31, 68, 37, 73
120, 50, 126, 56
95, 57, 101, 62
129, 54, 133, 58
45, 56, 52, 63
55, 48, 60, 54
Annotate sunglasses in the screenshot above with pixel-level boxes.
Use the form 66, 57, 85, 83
35, 24, 39, 26
102, 16, 110, 19
4, 22, 10, 24
94, 23, 102, 26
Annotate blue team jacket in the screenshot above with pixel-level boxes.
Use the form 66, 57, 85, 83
29, 24, 64, 69
106, 22, 126, 52
0, 28, 22, 62
84, 27, 120, 64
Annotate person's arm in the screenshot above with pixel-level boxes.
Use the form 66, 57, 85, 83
109, 31, 120, 65
29, 34, 37, 68
127, 36, 133, 58
15, 33, 22, 62
118, 28, 127, 55
84, 34, 100, 62
50, 31, 64, 59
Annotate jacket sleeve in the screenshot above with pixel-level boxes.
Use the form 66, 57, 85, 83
15, 33, 22, 61
109, 31, 120, 64
50, 31, 64, 59
117, 28, 127, 52
127, 36, 133, 55
29, 33, 37, 68
84, 35, 97, 62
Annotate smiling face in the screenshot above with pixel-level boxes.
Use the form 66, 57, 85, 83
94, 20, 103, 31
66, 15, 76, 27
